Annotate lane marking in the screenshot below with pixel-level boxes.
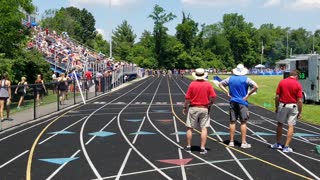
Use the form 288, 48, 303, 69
46, 150, 81, 180
39, 116, 88, 144
209, 126, 254, 180
211, 119, 320, 163
0, 116, 57, 142
85, 117, 117, 145
97, 158, 254, 180
115, 117, 146, 180
173, 116, 187, 180
0, 150, 29, 168
117, 77, 173, 180
144, 77, 243, 180
172, 77, 314, 180
27, 78, 153, 180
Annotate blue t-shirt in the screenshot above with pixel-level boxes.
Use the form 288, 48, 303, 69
220, 75, 256, 106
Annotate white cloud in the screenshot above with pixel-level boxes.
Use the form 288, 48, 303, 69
96, 28, 107, 39
289, 0, 320, 10
69, 0, 139, 7
263, 0, 281, 7
181, 0, 249, 7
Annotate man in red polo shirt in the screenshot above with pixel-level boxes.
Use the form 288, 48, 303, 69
271, 70, 303, 153
183, 68, 216, 154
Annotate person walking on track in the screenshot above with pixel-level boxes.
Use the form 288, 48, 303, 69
183, 68, 216, 154
0, 72, 12, 121
219, 64, 258, 148
271, 70, 303, 153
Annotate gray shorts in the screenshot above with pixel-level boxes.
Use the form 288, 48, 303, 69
229, 102, 249, 122
186, 107, 210, 128
276, 103, 298, 125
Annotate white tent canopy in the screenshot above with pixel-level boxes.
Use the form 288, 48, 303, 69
255, 64, 265, 68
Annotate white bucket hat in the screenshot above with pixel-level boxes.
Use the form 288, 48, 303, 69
192, 68, 208, 80
232, 64, 248, 76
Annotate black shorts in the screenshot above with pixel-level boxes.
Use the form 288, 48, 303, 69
229, 101, 249, 122
0, 97, 8, 101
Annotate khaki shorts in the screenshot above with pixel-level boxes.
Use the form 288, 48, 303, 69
229, 102, 249, 122
186, 107, 210, 128
276, 103, 298, 125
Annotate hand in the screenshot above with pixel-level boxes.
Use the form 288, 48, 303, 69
297, 113, 302, 120
183, 107, 188, 115
243, 95, 249, 101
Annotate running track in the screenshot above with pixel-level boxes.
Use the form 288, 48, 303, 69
0, 76, 319, 180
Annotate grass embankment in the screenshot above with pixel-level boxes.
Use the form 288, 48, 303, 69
205, 74, 319, 125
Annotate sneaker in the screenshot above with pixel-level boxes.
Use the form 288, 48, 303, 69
241, 143, 251, 149
229, 141, 234, 147
270, 143, 283, 149
200, 148, 207, 154
282, 146, 293, 153
184, 146, 191, 152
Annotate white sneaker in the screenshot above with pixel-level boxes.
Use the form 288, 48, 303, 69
241, 143, 251, 149
282, 146, 293, 153
229, 141, 234, 147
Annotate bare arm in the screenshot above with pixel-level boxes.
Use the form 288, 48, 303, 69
275, 95, 280, 112
244, 84, 258, 101
183, 99, 191, 115
218, 83, 230, 98
297, 98, 302, 119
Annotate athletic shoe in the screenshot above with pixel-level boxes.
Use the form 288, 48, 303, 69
241, 143, 251, 149
184, 146, 191, 152
282, 146, 293, 153
270, 143, 283, 149
229, 141, 234, 147
200, 148, 207, 154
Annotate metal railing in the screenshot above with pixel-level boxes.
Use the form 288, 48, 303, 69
0, 67, 142, 131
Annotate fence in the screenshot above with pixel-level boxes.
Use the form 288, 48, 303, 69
0, 66, 143, 131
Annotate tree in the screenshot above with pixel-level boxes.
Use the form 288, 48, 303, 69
221, 13, 257, 66
148, 4, 176, 68
40, 7, 96, 47
0, 0, 35, 58
112, 20, 136, 61
175, 12, 198, 51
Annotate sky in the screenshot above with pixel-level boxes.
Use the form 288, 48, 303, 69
33, 0, 320, 42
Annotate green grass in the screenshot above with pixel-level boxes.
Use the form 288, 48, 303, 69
191, 74, 320, 125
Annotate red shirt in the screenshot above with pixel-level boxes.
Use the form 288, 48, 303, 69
276, 77, 302, 103
185, 80, 216, 106
85, 71, 92, 80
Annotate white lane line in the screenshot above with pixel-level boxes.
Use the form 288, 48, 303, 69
46, 150, 81, 180
179, 78, 320, 169
115, 117, 146, 180
214, 104, 319, 146
46, 116, 117, 179
39, 116, 88, 144
209, 126, 254, 180
216, 95, 320, 135
144, 79, 243, 180
97, 158, 254, 180
0, 150, 29, 168
211, 118, 320, 177
212, 119, 320, 162
173, 116, 187, 180
85, 116, 117, 145
247, 121, 318, 146
79, 78, 155, 180
0, 116, 58, 142
277, 150, 320, 180
117, 77, 173, 180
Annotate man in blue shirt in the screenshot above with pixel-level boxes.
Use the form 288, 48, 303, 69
219, 64, 258, 148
